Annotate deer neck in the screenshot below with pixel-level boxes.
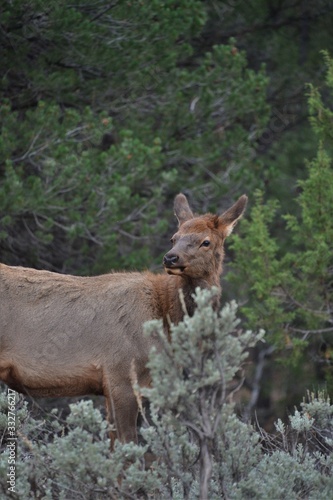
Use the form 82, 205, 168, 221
155, 273, 221, 330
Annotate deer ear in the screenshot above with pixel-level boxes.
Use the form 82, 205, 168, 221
218, 195, 248, 236
174, 193, 194, 226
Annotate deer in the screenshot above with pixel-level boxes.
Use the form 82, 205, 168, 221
0, 192, 247, 448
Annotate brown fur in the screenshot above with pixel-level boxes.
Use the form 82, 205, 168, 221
0, 193, 247, 445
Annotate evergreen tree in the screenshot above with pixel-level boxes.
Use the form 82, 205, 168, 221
228, 53, 333, 420
0, 0, 269, 273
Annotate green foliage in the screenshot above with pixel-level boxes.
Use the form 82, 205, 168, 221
283, 145, 333, 333
228, 55, 333, 352
225, 53, 333, 424
0, 0, 270, 272
227, 190, 292, 342
0, 100, 167, 272
0, 289, 332, 498
202, 1, 333, 204
307, 51, 333, 143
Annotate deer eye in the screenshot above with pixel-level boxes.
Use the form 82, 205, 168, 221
200, 240, 210, 247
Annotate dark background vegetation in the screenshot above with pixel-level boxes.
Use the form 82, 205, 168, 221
1, 0, 333, 429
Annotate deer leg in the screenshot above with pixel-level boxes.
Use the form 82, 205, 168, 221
105, 385, 139, 448
105, 384, 158, 471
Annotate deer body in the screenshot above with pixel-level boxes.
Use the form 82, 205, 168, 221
0, 193, 247, 444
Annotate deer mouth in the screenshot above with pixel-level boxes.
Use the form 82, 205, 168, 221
165, 266, 186, 275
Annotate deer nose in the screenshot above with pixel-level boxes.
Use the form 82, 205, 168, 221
163, 253, 179, 267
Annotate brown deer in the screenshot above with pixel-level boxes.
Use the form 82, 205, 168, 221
0, 193, 247, 446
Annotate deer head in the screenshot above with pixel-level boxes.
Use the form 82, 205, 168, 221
163, 193, 248, 283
